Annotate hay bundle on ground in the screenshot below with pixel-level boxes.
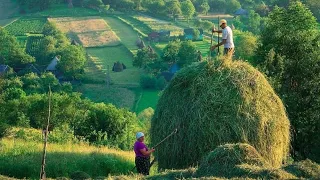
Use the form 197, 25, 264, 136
113, 62, 124, 72
151, 59, 290, 169
196, 143, 296, 179
283, 159, 320, 179
197, 143, 266, 175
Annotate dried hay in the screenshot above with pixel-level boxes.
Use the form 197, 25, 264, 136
77, 31, 120, 47
283, 159, 320, 179
48, 17, 110, 33
151, 58, 290, 170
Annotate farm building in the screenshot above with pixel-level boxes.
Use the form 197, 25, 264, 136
19, 64, 41, 75
159, 30, 170, 42
184, 28, 204, 41
148, 32, 159, 42
46, 56, 59, 72
71, 39, 80, 46
234, 8, 248, 16
46, 56, 64, 79
148, 30, 171, 42
0, 64, 9, 76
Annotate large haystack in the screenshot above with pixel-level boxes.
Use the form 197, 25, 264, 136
151, 59, 290, 169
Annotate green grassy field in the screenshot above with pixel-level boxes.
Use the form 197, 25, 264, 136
117, 15, 152, 36
4, 18, 47, 35
0, 0, 18, 20
86, 46, 141, 85
75, 84, 137, 109
134, 15, 184, 36
104, 16, 140, 54
0, 18, 17, 27
135, 90, 160, 113
0, 138, 134, 179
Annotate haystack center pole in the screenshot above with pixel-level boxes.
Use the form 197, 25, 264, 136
217, 16, 220, 55
40, 85, 52, 180
209, 25, 214, 61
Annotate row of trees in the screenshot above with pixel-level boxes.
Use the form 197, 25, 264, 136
0, 72, 141, 150
16, 0, 109, 12
134, 40, 200, 70
15, 0, 320, 22
255, 1, 320, 162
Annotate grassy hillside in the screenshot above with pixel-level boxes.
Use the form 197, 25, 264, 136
0, 0, 18, 20
0, 138, 134, 179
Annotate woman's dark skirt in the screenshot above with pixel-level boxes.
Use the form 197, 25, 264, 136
135, 156, 150, 175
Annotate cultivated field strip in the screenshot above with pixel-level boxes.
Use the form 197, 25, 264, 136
49, 17, 120, 47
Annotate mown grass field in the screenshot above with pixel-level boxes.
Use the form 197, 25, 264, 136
135, 90, 160, 113
49, 17, 120, 47
75, 84, 137, 109
49, 17, 111, 33
117, 15, 152, 36
104, 16, 140, 54
0, 18, 17, 27
0, 0, 18, 20
86, 46, 141, 85
0, 138, 134, 179
134, 15, 184, 36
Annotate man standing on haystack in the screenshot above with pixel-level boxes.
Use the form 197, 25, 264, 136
211, 19, 234, 56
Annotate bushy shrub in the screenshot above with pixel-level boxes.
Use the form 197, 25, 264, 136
140, 74, 156, 89
156, 76, 167, 90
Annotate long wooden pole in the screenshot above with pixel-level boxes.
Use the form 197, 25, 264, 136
217, 16, 220, 55
209, 25, 214, 61
40, 85, 52, 180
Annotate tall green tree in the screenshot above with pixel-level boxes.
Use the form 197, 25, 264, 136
234, 31, 258, 62
225, 0, 241, 14
166, 0, 182, 21
162, 40, 181, 64
304, 0, 320, 21
248, 10, 261, 34
0, 27, 35, 68
200, 2, 210, 15
134, 47, 157, 68
57, 45, 86, 79
178, 40, 198, 66
256, 1, 320, 162
145, 0, 166, 15
181, 0, 196, 23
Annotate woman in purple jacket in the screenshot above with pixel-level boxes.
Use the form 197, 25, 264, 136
134, 132, 155, 175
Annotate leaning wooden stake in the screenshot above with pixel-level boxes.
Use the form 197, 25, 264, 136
40, 85, 52, 180
106, 65, 111, 88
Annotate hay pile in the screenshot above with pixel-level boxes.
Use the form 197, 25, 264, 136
151, 59, 290, 169
196, 143, 296, 179
284, 159, 320, 179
